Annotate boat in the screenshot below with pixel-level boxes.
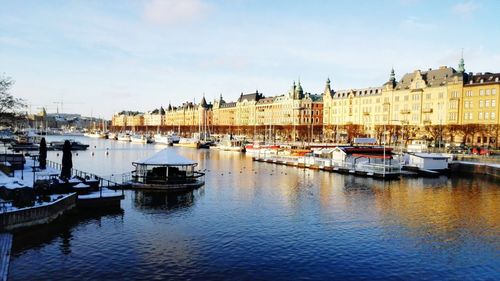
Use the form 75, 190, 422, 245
117, 133, 131, 142
402, 153, 451, 176
173, 138, 200, 149
108, 132, 118, 140
84, 131, 108, 139
169, 133, 181, 144
49, 140, 90, 151
131, 134, 154, 144
244, 141, 280, 155
210, 138, 245, 152
154, 134, 173, 145
128, 149, 205, 190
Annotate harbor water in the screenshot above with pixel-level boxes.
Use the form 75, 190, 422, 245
9, 137, 500, 280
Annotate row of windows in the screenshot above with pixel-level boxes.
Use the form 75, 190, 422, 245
479, 89, 497, 96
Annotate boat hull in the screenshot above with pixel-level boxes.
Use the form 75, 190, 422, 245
173, 142, 200, 149
128, 180, 205, 191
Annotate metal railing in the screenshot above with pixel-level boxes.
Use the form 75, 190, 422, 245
45, 160, 125, 196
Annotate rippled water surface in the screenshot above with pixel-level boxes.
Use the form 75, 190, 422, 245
9, 137, 500, 280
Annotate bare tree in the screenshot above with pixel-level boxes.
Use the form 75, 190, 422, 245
0, 75, 26, 125
423, 125, 446, 146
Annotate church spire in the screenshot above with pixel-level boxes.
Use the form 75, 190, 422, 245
390, 67, 396, 82
458, 49, 465, 73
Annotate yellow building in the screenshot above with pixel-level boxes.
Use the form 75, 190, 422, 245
461, 72, 499, 145
143, 107, 166, 126
212, 95, 236, 126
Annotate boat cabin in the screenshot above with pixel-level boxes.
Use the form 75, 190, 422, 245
407, 153, 450, 171
131, 149, 204, 188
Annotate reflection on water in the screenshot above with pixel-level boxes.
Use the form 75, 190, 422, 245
12, 208, 124, 256
8, 137, 500, 280
133, 189, 202, 210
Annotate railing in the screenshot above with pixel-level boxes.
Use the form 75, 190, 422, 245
45, 160, 125, 196
130, 171, 205, 185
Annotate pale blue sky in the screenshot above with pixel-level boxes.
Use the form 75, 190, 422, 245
1, 0, 499, 117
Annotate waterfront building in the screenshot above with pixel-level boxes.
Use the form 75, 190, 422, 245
143, 107, 166, 127
212, 95, 236, 132
461, 72, 500, 145
110, 58, 498, 147
164, 97, 212, 135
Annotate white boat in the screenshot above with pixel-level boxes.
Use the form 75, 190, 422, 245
245, 141, 280, 155
131, 134, 154, 144
108, 132, 118, 140
154, 134, 173, 145
128, 149, 205, 190
84, 131, 107, 138
211, 139, 245, 152
117, 133, 131, 142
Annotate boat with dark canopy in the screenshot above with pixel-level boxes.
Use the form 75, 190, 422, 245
129, 149, 205, 190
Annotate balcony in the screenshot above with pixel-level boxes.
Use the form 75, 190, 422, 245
363, 111, 370, 116
423, 120, 432, 124
400, 109, 411, 114
422, 108, 433, 113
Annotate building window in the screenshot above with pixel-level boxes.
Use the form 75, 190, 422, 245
492, 100, 496, 107
479, 112, 483, 120
395, 96, 399, 102
492, 89, 497, 95
466, 90, 473, 97
426, 93, 431, 99
480, 89, 484, 96
486, 100, 490, 107
492, 112, 496, 119
480, 100, 483, 107
438, 92, 444, 99
485, 112, 489, 120
486, 89, 491, 96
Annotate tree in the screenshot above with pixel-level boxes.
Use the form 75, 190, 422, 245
373, 125, 385, 144
423, 125, 446, 147
39, 137, 47, 169
343, 124, 363, 143
60, 140, 72, 180
0, 75, 26, 125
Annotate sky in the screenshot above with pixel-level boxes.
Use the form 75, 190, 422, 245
1, 0, 499, 118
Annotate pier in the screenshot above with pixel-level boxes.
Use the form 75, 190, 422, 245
252, 156, 401, 179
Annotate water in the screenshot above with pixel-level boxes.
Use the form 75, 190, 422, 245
9, 137, 500, 280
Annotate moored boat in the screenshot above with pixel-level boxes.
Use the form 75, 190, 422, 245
154, 134, 173, 145
117, 133, 131, 142
173, 138, 200, 149
131, 134, 154, 144
245, 141, 280, 155
84, 131, 108, 139
128, 149, 205, 191
211, 139, 245, 152
49, 140, 90, 151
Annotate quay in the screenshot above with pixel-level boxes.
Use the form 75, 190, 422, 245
450, 161, 500, 179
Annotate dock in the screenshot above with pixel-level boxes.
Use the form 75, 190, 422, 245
252, 156, 401, 179
0, 233, 12, 281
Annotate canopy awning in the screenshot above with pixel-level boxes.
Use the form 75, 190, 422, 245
352, 153, 393, 159
133, 149, 196, 166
